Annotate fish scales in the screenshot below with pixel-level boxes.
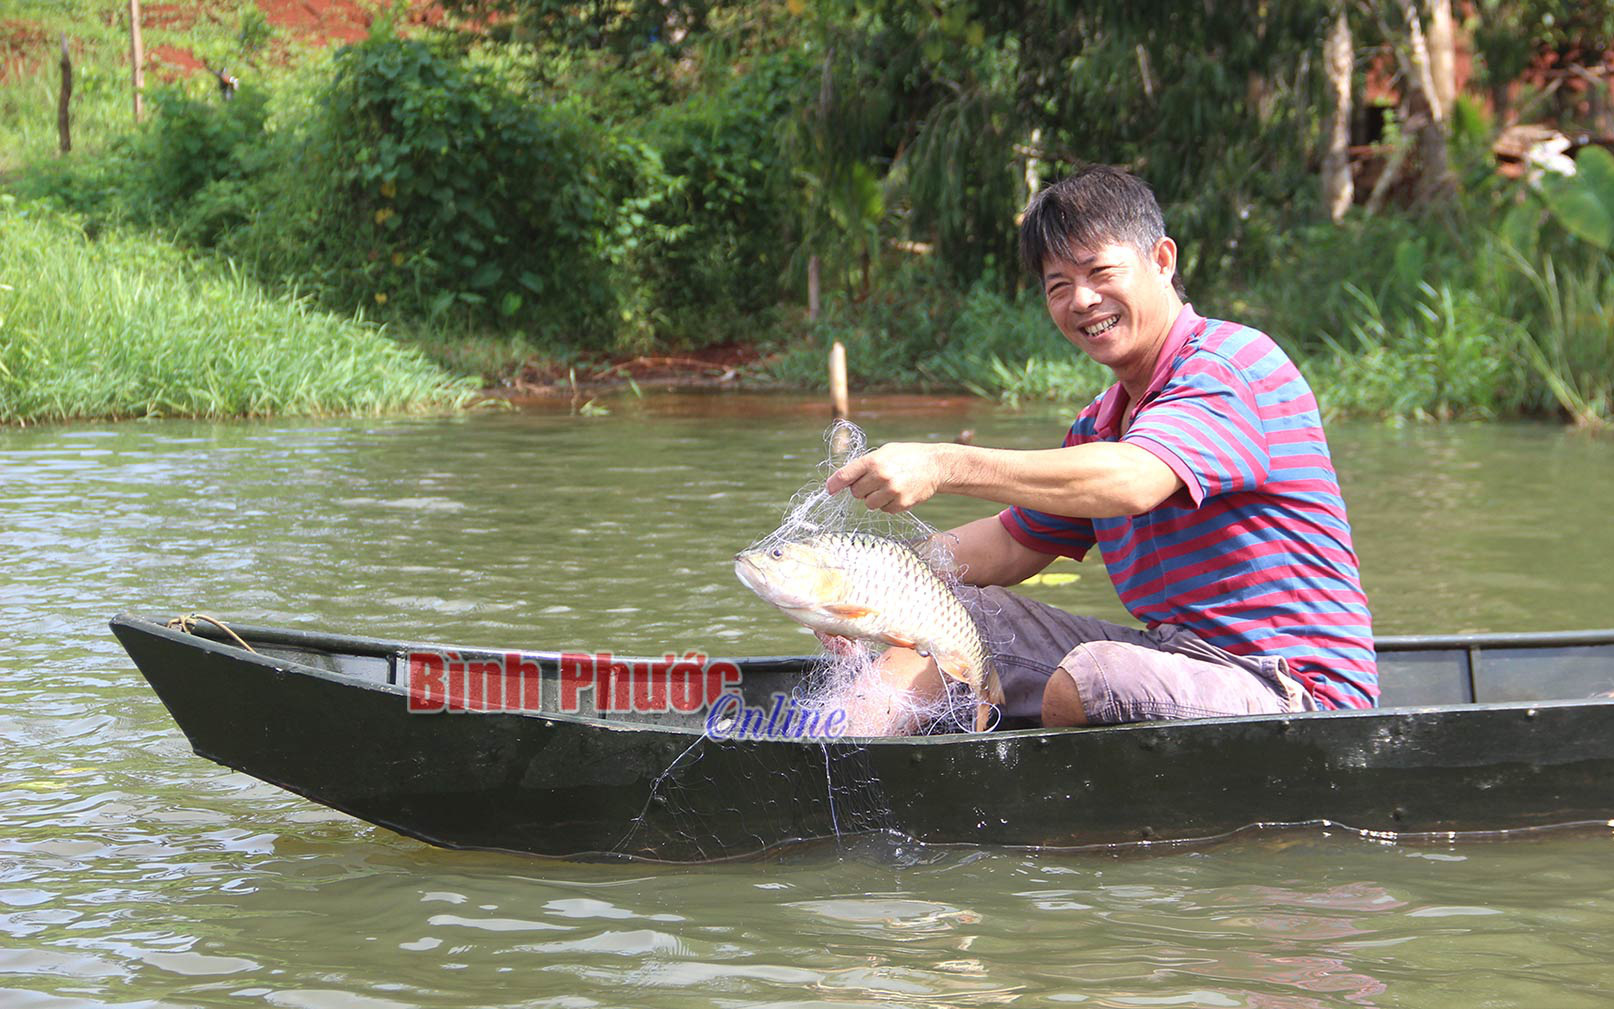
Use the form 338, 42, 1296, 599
734, 532, 1003, 725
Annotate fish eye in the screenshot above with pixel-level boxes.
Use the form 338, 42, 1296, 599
770, 548, 783, 559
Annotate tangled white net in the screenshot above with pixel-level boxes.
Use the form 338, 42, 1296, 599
746, 421, 994, 737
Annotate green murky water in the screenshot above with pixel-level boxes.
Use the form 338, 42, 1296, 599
3, 396, 1612, 1007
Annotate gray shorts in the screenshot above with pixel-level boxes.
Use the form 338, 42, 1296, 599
958, 586, 1316, 728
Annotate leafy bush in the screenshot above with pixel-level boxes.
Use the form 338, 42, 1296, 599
274, 33, 683, 344
642, 50, 810, 344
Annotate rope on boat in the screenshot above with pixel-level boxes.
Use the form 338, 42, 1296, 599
166, 613, 258, 654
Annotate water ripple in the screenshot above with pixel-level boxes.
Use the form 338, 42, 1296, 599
2, 407, 1613, 1007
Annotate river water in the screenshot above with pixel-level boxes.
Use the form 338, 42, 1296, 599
3, 396, 1612, 1007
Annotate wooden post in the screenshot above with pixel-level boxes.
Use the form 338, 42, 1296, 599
57, 35, 72, 154
828, 340, 849, 421
807, 254, 821, 322
128, 0, 144, 123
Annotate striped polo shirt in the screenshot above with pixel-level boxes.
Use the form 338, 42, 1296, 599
999, 305, 1377, 709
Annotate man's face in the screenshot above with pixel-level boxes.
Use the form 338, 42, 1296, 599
1040, 238, 1178, 378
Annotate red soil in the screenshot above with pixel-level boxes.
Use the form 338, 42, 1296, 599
150, 43, 204, 77
255, 0, 445, 45
0, 1, 445, 85
0, 20, 49, 82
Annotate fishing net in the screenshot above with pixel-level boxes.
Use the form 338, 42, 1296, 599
747, 420, 957, 571
611, 422, 1012, 860
744, 421, 1000, 737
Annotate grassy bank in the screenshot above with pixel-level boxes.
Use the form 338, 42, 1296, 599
0, 200, 477, 423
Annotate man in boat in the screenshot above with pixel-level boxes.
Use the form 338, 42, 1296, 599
826, 165, 1376, 729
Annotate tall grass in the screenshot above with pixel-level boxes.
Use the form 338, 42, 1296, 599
1302, 282, 1530, 422
0, 200, 477, 423
1499, 246, 1614, 427
1, 37, 130, 174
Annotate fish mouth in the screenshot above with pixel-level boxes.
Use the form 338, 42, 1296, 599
733, 554, 761, 593
733, 554, 815, 610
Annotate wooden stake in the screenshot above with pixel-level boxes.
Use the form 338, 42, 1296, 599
807, 254, 821, 322
128, 0, 144, 123
828, 340, 849, 421
57, 35, 72, 154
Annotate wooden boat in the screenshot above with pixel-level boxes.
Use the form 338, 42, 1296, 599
110, 613, 1614, 862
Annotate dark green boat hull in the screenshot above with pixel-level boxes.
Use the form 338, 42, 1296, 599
110, 614, 1614, 861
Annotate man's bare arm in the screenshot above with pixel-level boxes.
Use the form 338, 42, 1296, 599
829, 441, 1183, 517
936, 515, 1056, 587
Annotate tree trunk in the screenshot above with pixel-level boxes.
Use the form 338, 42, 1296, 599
1425, 0, 1457, 119
1390, 0, 1453, 204
1322, 6, 1354, 222
128, 0, 144, 123
1135, 45, 1155, 103
1023, 127, 1043, 202
57, 35, 72, 154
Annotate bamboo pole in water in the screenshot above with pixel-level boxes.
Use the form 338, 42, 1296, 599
57, 35, 71, 154
828, 340, 849, 421
807, 255, 821, 321
127, 0, 144, 123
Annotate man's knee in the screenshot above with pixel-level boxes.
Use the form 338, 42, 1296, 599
1041, 663, 1090, 727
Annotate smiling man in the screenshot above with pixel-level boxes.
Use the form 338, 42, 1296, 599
826, 165, 1376, 729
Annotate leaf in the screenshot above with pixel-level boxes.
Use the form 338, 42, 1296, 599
469, 262, 502, 289
428, 291, 457, 317
1542, 175, 1613, 251
1391, 240, 1426, 295
1576, 145, 1614, 216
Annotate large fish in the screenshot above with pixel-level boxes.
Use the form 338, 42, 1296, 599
734, 532, 1004, 731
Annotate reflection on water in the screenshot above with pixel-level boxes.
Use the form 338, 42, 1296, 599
3, 395, 1613, 1007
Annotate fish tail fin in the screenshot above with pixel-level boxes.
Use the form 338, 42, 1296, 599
973, 667, 1004, 732
983, 666, 1005, 707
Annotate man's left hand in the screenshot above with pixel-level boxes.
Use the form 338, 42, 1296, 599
827, 442, 956, 512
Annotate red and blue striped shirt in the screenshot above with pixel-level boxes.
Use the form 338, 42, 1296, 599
999, 305, 1377, 709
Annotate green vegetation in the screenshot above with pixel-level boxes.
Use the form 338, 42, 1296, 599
764, 271, 1113, 406
0, 0, 282, 173
0, 200, 476, 422
2, 0, 1612, 425
774, 159, 1614, 428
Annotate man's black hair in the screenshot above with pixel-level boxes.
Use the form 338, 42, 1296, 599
1019, 165, 1186, 297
